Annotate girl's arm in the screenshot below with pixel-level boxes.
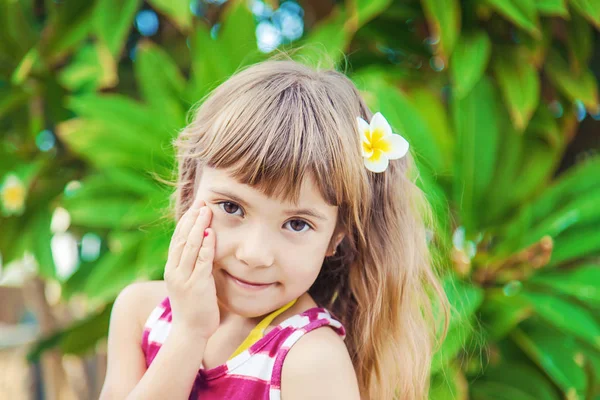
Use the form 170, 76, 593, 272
281, 328, 361, 400
99, 282, 206, 400
101, 198, 219, 399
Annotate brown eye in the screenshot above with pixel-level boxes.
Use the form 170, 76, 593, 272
219, 201, 243, 216
286, 220, 311, 233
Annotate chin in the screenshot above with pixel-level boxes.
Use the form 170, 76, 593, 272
217, 295, 277, 319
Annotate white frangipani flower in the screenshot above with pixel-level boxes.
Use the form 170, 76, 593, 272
1, 174, 26, 216
357, 112, 409, 173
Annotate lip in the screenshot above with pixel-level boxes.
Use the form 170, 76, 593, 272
225, 271, 274, 290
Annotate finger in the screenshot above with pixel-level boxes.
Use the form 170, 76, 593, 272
178, 206, 212, 279
169, 197, 205, 252
166, 199, 205, 275
192, 227, 216, 280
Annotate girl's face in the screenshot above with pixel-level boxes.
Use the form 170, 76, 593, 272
195, 166, 342, 318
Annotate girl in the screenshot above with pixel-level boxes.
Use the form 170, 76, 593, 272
100, 59, 449, 400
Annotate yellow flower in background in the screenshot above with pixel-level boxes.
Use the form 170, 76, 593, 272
1, 174, 26, 216
357, 112, 409, 173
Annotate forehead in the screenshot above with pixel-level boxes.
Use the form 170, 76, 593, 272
198, 166, 335, 211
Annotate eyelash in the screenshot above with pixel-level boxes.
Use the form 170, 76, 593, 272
216, 201, 314, 233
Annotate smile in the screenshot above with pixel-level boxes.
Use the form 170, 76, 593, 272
225, 271, 275, 290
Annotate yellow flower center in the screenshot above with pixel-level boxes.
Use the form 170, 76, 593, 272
363, 128, 392, 159
2, 184, 25, 210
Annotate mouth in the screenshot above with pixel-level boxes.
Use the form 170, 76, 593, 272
224, 271, 275, 290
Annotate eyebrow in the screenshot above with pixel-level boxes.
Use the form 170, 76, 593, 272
209, 188, 329, 221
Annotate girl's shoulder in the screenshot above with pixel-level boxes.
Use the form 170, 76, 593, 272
114, 280, 168, 332
279, 324, 360, 399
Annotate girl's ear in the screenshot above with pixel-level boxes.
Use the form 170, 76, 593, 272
327, 232, 345, 256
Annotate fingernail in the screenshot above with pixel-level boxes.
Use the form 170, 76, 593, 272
199, 206, 207, 216
204, 229, 209, 237
193, 198, 202, 209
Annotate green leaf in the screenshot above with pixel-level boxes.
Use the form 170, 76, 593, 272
189, 24, 231, 99
480, 289, 534, 340
450, 31, 492, 98
72, 168, 163, 199
217, 1, 261, 72
64, 94, 175, 170
546, 49, 599, 110
134, 226, 172, 283
569, 0, 600, 29
536, 0, 569, 16
529, 156, 600, 224
83, 232, 143, 301
62, 171, 167, 230
429, 363, 468, 400
493, 48, 540, 131
477, 107, 525, 227
11, 47, 40, 86
485, 0, 541, 37
521, 188, 600, 248
522, 291, 600, 350
471, 362, 560, 400
444, 275, 485, 322
354, 0, 392, 26
295, 9, 350, 68
187, 2, 262, 102
0, 0, 38, 63
431, 316, 477, 373
0, 85, 29, 120
27, 305, 112, 362
451, 77, 501, 233
58, 41, 118, 91
506, 105, 564, 206
408, 88, 455, 173
416, 167, 453, 254
567, 11, 593, 73
471, 381, 544, 400
497, 156, 600, 256
38, 0, 97, 62
135, 41, 187, 130
511, 321, 587, 398
529, 264, 600, 306
549, 220, 600, 267
65, 197, 139, 228
56, 118, 172, 172
67, 94, 174, 145
29, 209, 57, 279
431, 276, 484, 373
94, 0, 141, 58
420, 0, 461, 60
148, 0, 191, 31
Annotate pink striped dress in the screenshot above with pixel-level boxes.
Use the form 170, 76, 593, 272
141, 297, 346, 399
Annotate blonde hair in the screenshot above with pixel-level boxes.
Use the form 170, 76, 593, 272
172, 59, 449, 399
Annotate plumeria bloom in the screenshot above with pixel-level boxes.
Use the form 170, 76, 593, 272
357, 112, 409, 173
1, 174, 26, 216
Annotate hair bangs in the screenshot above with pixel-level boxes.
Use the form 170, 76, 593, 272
199, 81, 345, 208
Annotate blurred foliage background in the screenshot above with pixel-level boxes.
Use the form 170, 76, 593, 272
0, 0, 599, 399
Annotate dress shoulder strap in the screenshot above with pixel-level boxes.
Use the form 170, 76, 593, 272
141, 297, 172, 360
268, 308, 346, 400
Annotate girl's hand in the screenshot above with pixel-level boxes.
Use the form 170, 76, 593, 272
164, 196, 219, 340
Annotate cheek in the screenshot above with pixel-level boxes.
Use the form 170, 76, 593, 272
281, 247, 326, 284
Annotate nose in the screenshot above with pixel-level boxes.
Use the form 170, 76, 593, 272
235, 223, 275, 268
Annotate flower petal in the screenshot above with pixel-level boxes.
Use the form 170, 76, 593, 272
362, 141, 373, 158
364, 149, 389, 173
357, 117, 370, 138
369, 112, 392, 137
386, 134, 410, 160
